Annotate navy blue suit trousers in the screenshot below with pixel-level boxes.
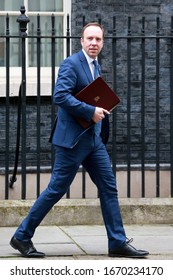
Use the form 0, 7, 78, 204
14, 130, 126, 250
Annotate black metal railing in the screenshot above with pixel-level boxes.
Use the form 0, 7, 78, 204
1, 6, 173, 199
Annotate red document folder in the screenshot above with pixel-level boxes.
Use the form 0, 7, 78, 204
75, 76, 120, 128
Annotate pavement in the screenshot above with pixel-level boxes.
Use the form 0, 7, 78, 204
0, 224, 173, 260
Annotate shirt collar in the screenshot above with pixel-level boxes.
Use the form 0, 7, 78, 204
82, 49, 97, 64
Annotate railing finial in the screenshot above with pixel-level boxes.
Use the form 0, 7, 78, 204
16, 5, 30, 37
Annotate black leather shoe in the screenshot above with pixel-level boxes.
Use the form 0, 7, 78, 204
10, 236, 45, 258
109, 242, 149, 258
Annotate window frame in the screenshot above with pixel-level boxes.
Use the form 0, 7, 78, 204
0, 0, 71, 96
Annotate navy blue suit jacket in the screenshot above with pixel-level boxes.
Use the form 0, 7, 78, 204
51, 50, 109, 148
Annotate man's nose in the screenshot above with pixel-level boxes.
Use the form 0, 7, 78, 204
91, 38, 97, 44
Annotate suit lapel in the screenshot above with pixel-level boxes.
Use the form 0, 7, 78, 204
78, 51, 93, 83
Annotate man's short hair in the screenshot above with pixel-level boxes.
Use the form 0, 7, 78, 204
81, 22, 104, 38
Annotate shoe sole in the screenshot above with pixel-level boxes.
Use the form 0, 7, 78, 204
108, 253, 149, 258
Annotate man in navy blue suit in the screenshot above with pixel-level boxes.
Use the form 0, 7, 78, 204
10, 22, 149, 258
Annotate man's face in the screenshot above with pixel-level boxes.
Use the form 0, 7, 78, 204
81, 25, 104, 59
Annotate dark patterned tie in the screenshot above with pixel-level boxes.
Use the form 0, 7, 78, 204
93, 60, 99, 79
92, 60, 101, 136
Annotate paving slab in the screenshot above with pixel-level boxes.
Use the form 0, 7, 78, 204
0, 225, 173, 259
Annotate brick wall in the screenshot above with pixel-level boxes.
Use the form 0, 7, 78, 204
71, 0, 172, 164
0, 0, 172, 169
0, 97, 53, 168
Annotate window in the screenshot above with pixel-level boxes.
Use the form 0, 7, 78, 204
0, 0, 70, 67
0, 0, 71, 96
